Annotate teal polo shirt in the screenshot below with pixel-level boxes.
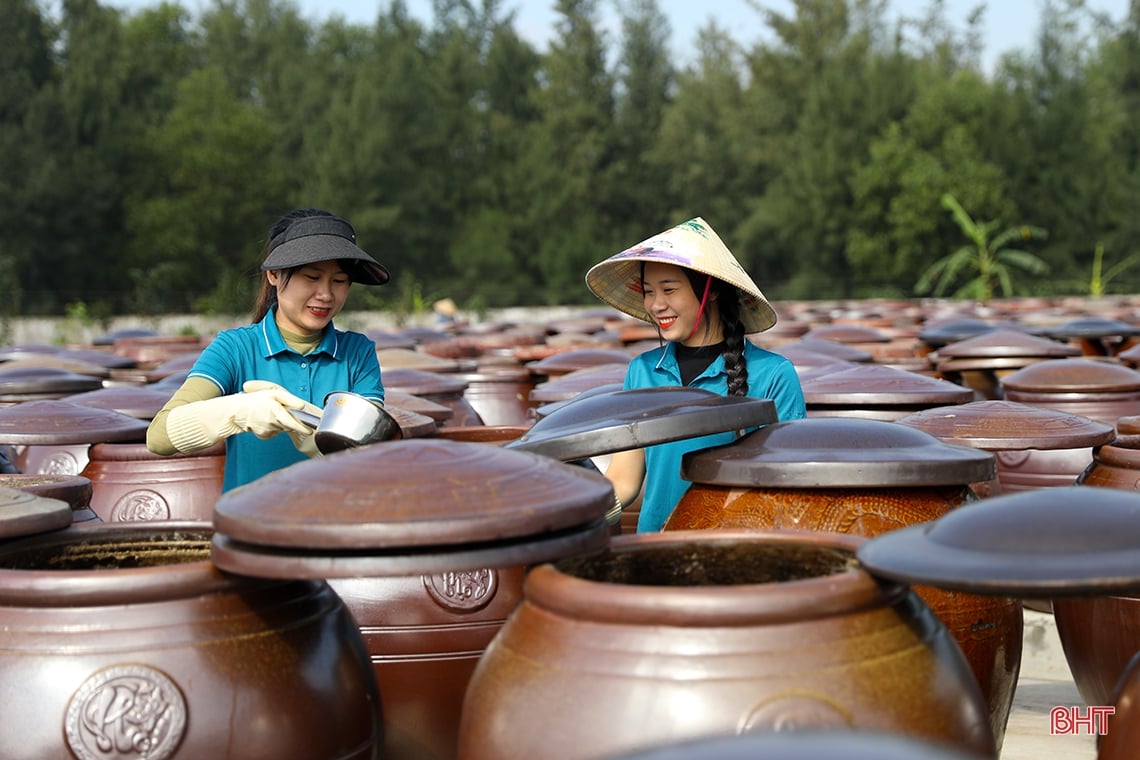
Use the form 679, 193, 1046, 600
624, 340, 806, 532
188, 308, 384, 491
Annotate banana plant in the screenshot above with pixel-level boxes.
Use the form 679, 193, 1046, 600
915, 193, 1049, 301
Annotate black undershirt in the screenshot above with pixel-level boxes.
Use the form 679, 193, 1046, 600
675, 341, 726, 386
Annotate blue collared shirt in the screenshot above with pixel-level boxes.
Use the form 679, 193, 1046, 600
624, 340, 806, 532
188, 308, 384, 491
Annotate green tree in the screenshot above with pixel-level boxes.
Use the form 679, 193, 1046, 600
915, 193, 1049, 300
516, 0, 616, 304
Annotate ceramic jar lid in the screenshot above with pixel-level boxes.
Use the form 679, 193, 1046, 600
0, 486, 72, 539
1001, 358, 1140, 393
800, 325, 891, 344
526, 349, 632, 376
681, 417, 994, 488
384, 405, 438, 438
0, 400, 150, 444
895, 400, 1115, 450
857, 486, 1140, 596
1043, 316, 1140, 339
381, 367, 469, 396
917, 319, 999, 348
933, 328, 1080, 359
0, 367, 104, 395
63, 386, 175, 420
789, 338, 874, 363
529, 365, 631, 404
507, 386, 777, 461
210, 438, 614, 578
798, 363, 974, 405
384, 390, 454, 423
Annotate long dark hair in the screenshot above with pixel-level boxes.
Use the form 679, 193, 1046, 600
251, 208, 334, 323
683, 270, 749, 397
642, 261, 749, 397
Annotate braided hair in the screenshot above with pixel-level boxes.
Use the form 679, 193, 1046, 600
682, 270, 749, 397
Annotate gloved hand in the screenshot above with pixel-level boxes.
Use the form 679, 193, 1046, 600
166, 380, 318, 454
241, 380, 325, 458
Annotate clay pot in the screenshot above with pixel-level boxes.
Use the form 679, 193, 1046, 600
381, 368, 484, 427
525, 348, 632, 381
610, 730, 990, 760
454, 366, 537, 426
1052, 595, 1140, 707
665, 417, 1018, 750
80, 441, 225, 523
897, 399, 1114, 497
0, 473, 99, 524
457, 530, 995, 759
1001, 358, 1140, 425
929, 328, 1080, 400
210, 438, 615, 760
1100, 651, 1140, 760
798, 363, 974, 420
0, 522, 380, 759
0, 401, 150, 477
1077, 414, 1140, 490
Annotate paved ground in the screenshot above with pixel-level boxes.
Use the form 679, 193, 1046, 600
999, 609, 1097, 759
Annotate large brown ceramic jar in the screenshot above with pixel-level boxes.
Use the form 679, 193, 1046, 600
1001, 358, 1140, 425
0, 400, 150, 477
381, 368, 484, 426
0, 522, 380, 759
1100, 651, 1140, 760
210, 438, 614, 760
1053, 595, 1140, 708
665, 417, 1019, 750
0, 473, 99, 524
897, 399, 1114, 497
929, 328, 1079, 401
457, 530, 995, 760
797, 363, 974, 420
80, 441, 225, 523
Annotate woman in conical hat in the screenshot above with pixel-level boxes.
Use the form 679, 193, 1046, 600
586, 217, 806, 532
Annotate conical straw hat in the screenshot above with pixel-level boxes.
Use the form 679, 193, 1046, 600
585, 217, 777, 334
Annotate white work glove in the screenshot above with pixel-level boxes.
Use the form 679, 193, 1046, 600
166, 380, 318, 454
241, 380, 325, 458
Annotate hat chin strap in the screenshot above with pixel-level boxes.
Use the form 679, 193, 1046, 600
687, 275, 714, 341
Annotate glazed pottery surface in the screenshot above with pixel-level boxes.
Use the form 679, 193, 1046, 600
457, 530, 995, 760
668, 418, 1017, 749
211, 438, 615, 760
1099, 651, 1140, 760
1053, 595, 1140, 708
0, 473, 99, 524
611, 730, 988, 760
80, 441, 225, 523
0, 522, 380, 760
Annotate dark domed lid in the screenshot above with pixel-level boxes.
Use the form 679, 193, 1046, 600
0, 400, 149, 444
801, 325, 891, 343
1042, 316, 1140, 339
381, 367, 469, 395
933, 328, 1080, 359
1001, 358, 1140, 393
529, 364, 630, 404
791, 337, 874, 363
0, 486, 72, 539
64, 385, 175, 420
858, 486, 1140, 596
0, 366, 105, 394
527, 348, 632, 375
681, 417, 994, 487
383, 390, 453, 422
917, 319, 998, 347
895, 400, 1115, 450
508, 386, 777, 461
211, 438, 613, 578
799, 363, 974, 405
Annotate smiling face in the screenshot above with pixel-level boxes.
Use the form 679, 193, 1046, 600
641, 262, 722, 346
267, 259, 352, 336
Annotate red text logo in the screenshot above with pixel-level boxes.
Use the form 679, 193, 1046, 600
1050, 705, 1114, 735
